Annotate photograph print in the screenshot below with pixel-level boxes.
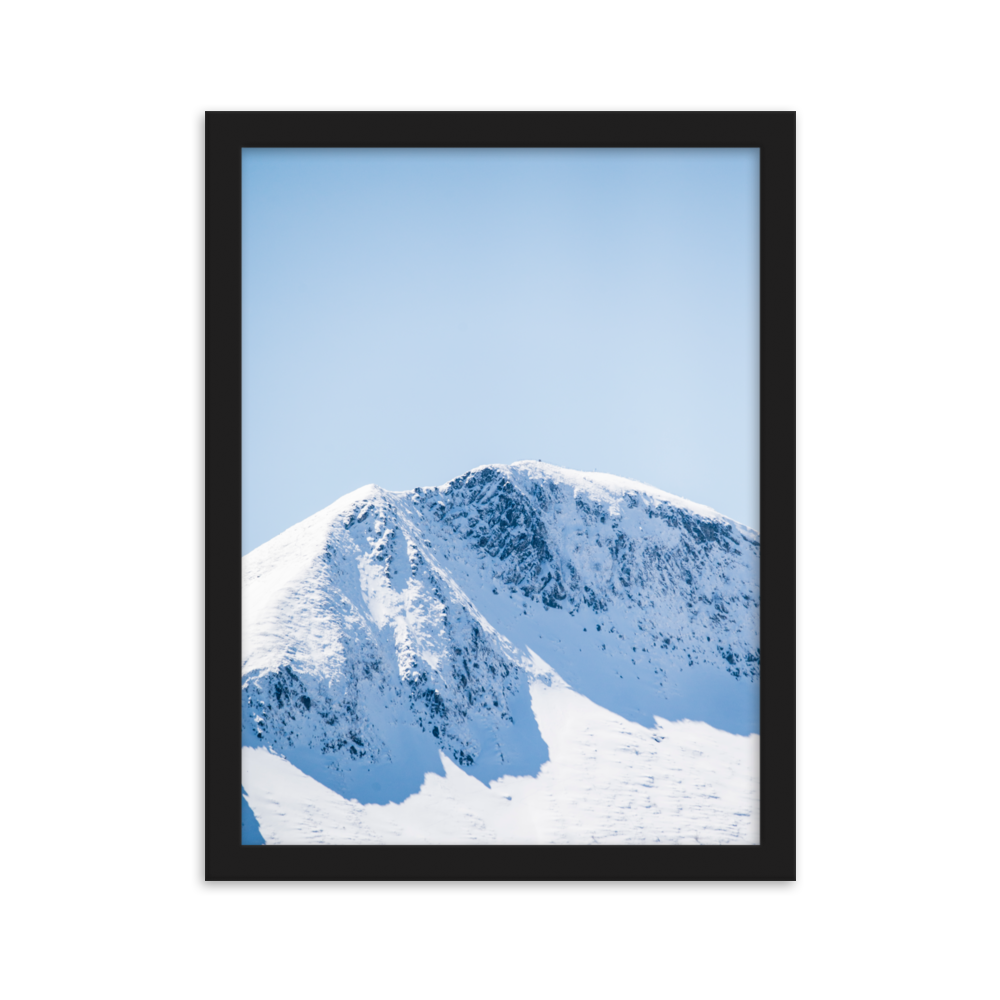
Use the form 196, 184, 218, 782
219, 115, 791, 862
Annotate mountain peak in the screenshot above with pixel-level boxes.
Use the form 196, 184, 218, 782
243, 463, 761, 842
243, 462, 760, 823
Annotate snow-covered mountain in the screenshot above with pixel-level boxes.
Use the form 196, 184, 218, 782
241, 461, 760, 844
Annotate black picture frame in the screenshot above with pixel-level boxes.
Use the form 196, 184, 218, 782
206, 111, 795, 881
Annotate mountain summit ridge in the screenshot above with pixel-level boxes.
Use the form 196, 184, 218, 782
242, 461, 759, 806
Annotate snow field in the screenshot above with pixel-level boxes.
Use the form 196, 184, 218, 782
243, 650, 759, 845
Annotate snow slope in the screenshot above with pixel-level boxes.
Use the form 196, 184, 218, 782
241, 462, 760, 844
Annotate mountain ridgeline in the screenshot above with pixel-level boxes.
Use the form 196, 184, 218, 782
242, 462, 760, 804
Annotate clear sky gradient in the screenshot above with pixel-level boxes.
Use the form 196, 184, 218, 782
243, 148, 758, 554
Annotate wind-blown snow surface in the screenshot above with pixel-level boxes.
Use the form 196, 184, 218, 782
242, 462, 760, 844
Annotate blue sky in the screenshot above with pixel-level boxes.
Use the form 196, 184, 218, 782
243, 148, 758, 554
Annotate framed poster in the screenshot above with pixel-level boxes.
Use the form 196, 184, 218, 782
206, 111, 795, 880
